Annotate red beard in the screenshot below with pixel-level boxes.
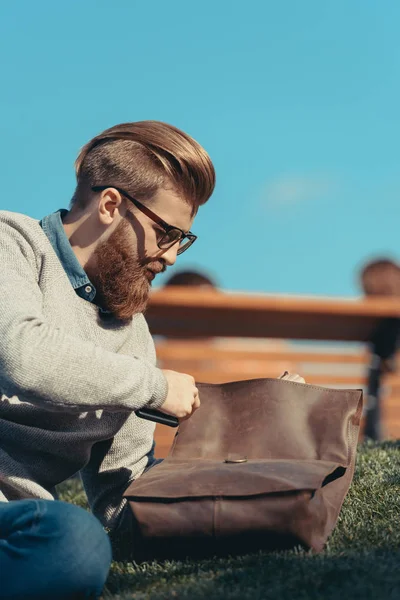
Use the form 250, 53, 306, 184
87, 219, 165, 321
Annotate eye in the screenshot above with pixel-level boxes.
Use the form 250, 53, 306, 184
165, 229, 182, 244
154, 225, 167, 237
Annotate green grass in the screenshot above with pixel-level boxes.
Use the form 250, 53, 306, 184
58, 441, 400, 599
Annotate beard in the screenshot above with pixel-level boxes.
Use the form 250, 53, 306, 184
87, 219, 165, 321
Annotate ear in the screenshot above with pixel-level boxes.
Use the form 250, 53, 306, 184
98, 188, 124, 225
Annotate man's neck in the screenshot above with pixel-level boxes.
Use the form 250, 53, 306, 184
62, 210, 97, 271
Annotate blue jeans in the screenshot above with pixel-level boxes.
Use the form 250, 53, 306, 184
0, 499, 112, 600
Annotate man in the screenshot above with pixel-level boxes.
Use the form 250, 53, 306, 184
0, 120, 215, 565
359, 258, 400, 439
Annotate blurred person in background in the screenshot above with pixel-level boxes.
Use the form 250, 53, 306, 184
361, 258, 400, 298
159, 269, 219, 341
164, 269, 218, 289
359, 258, 400, 439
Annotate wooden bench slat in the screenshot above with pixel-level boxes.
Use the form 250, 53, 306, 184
156, 343, 369, 365
148, 288, 400, 341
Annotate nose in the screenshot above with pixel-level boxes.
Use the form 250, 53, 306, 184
161, 243, 180, 266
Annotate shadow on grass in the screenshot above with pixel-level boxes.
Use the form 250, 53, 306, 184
104, 546, 400, 600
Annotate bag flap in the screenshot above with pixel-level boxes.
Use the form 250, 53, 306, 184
169, 379, 363, 465
124, 458, 346, 500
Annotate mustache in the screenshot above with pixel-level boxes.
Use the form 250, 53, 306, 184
142, 259, 167, 275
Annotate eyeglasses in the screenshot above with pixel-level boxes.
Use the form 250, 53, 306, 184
91, 186, 197, 255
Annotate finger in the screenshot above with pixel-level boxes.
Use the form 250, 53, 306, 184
191, 389, 200, 407
279, 372, 306, 384
193, 394, 201, 410
287, 373, 305, 383
178, 414, 191, 423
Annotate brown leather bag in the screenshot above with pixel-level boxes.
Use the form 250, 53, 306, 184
124, 378, 363, 560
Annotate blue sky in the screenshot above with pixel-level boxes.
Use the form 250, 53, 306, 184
0, 0, 399, 298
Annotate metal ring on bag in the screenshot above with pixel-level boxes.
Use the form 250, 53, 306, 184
224, 456, 248, 463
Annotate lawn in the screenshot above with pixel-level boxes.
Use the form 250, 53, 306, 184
58, 441, 400, 599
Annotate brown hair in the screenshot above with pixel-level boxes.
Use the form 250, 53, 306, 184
360, 258, 400, 296
71, 121, 215, 215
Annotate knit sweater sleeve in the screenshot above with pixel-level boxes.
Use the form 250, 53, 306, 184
0, 219, 168, 413
80, 411, 156, 534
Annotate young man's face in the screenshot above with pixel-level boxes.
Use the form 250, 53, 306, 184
89, 188, 195, 320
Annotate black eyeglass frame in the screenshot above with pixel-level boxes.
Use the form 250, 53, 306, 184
91, 185, 197, 255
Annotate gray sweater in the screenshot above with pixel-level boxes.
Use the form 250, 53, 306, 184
0, 210, 168, 530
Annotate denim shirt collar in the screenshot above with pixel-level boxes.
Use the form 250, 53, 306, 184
40, 209, 97, 303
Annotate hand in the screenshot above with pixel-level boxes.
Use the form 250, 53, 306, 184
278, 371, 306, 384
159, 369, 200, 421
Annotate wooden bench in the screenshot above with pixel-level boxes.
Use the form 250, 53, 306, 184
146, 288, 400, 456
